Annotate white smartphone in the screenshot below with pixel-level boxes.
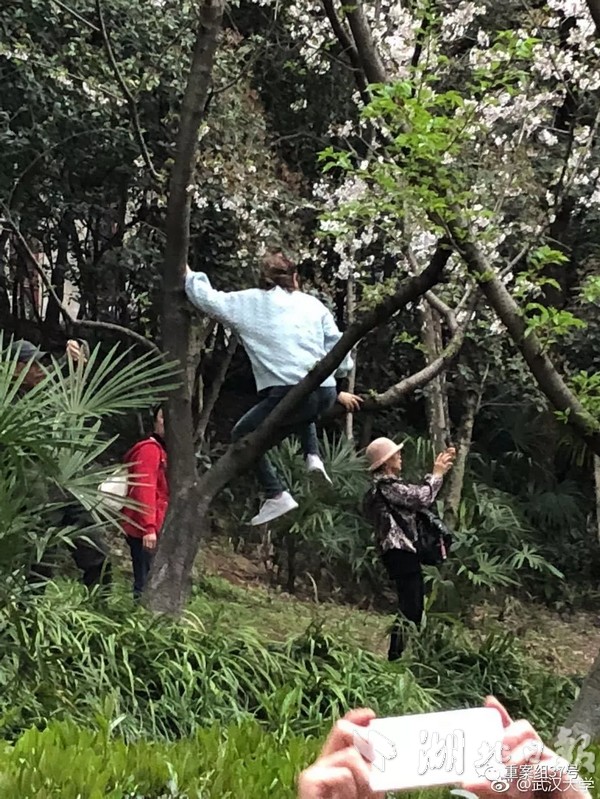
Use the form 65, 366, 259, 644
352, 707, 506, 793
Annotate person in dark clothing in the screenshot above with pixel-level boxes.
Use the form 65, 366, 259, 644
121, 407, 168, 598
9, 338, 112, 592
363, 437, 455, 660
62, 502, 112, 590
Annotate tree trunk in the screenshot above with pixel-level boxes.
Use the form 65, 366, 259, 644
586, 0, 600, 36
45, 218, 68, 334
420, 302, 449, 453
595, 455, 600, 544
564, 649, 600, 737
0, 231, 13, 330
195, 329, 237, 445
145, 0, 225, 614
345, 272, 357, 441
444, 386, 482, 524
189, 317, 216, 430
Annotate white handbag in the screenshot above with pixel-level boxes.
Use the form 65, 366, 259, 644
98, 467, 129, 511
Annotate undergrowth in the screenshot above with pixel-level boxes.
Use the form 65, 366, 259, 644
0, 578, 576, 745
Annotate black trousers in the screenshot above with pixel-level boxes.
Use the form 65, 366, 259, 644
29, 531, 112, 591
126, 536, 154, 599
382, 549, 424, 661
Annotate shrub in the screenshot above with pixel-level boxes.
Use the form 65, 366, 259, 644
0, 579, 576, 745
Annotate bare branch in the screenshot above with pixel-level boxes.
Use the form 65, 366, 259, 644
499, 243, 529, 279
195, 330, 238, 443
95, 0, 161, 182
358, 290, 477, 410
2, 205, 160, 354
321, 0, 370, 101
49, 0, 99, 32
405, 246, 469, 335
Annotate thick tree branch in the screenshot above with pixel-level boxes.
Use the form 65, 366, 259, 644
345, 1, 387, 84
321, 0, 370, 101
95, 0, 160, 182
1, 208, 159, 353
586, 0, 600, 37
448, 219, 600, 456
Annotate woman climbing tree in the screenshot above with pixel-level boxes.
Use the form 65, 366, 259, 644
185, 250, 362, 526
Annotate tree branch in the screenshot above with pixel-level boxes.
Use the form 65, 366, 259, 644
49, 0, 99, 31
195, 330, 238, 443
321, 0, 370, 102
447, 217, 600, 456
370, 290, 476, 408
345, 0, 387, 84
2, 206, 160, 354
95, 0, 160, 182
405, 245, 462, 334
586, 0, 600, 37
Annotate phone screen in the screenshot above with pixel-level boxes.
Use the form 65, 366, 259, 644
353, 707, 506, 793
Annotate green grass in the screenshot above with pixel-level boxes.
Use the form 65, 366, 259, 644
190, 573, 392, 656
0, 569, 584, 797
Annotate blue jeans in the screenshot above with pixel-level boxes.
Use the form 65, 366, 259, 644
232, 385, 337, 497
126, 535, 154, 599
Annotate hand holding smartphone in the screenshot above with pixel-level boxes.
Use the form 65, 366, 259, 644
353, 707, 506, 793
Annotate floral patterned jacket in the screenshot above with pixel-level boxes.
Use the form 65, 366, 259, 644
363, 473, 443, 554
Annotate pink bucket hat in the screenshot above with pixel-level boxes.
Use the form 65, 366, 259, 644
365, 437, 405, 472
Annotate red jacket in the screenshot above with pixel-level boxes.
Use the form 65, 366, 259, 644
121, 435, 169, 539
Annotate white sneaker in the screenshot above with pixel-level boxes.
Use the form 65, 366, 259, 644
251, 491, 298, 526
306, 454, 333, 485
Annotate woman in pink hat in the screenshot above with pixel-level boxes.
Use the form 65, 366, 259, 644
363, 437, 455, 660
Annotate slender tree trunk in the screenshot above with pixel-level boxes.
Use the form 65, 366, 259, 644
195, 330, 237, 445
595, 455, 600, 544
444, 386, 482, 524
45, 218, 68, 334
189, 317, 216, 429
420, 302, 449, 453
585, 0, 600, 36
0, 231, 13, 329
345, 273, 357, 440
564, 649, 600, 736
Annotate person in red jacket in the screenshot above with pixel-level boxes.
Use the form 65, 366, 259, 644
122, 407, 169, 598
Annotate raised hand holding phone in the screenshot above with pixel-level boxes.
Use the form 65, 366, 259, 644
433, 447, 456, 477
357, 706, 505, 793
